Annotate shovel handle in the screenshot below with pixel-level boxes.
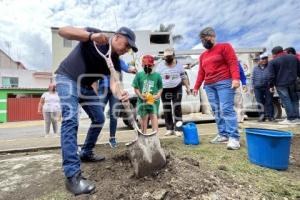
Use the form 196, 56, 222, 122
93, 41, 142, 134
108, 61, 141, 133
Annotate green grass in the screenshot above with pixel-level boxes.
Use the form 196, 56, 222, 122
162, 134, 300, 199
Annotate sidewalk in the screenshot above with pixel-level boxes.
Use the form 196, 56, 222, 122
0, 124, 217, 154
1, 117, 296, 154
0, 113, 216, 153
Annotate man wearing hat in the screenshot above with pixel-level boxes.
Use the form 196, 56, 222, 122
55, 26, 138, 195
268, 46, 300, 125
252, 53, 274, 122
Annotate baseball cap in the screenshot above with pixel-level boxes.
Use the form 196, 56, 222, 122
259, 53, 268, 59
271, 46, 283, 55
116, 27, 138, 52
142, 55, 154, 66
163, 48, 175, 57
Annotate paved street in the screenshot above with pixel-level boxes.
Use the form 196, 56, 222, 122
0, 113, 215, 152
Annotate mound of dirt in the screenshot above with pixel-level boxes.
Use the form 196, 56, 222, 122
1, 146, 262, 200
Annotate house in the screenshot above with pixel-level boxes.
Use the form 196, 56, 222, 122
51, 27, 173, 72
0, 49, 52, 122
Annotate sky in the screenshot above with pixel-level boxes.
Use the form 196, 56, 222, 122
0, 0, 299, 71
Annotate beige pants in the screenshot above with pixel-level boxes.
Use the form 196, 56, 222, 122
234, 87, 244, 123
43, 111, 60, 135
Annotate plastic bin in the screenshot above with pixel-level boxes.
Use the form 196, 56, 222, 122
245, 128, 293, 170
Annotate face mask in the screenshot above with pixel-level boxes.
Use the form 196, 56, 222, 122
144, 66, 152, 74
202, 40, 214, 49
165, 57, 173, 64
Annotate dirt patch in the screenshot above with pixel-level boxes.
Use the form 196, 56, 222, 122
291, 135, 300, 167
0, 143, 263, 200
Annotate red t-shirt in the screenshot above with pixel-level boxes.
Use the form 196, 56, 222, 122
194, 43, 240, 90
297, 53, 300, 61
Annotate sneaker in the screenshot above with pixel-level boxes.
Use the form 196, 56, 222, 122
44, 134, 49, 138
227, 137, 240, 150
278, 119, 295, 125
164, 130, 174, 136
174, 131, 182, 137
108, 137, 117, 148
291, 119, 300, 125
210, 135, 228, 144
80, 152, 105, 162
267, 117, 275, 122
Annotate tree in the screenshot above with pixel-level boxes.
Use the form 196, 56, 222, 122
156, 24, 183, 43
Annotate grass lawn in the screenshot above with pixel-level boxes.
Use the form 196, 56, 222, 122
163, 123, 300, 199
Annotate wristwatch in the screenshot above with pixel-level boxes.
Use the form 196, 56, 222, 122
88, 32, 94, 41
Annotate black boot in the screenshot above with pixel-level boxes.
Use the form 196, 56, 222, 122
65, 171, 95, 195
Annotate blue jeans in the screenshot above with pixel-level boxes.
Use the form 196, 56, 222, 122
276, 84, 300, 120
98, 86, 119, 138
254, 87, 274, 118
205, 79, 239, 139
56, 74, 105, 177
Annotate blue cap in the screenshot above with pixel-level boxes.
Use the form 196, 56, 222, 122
116, 27, 138, 52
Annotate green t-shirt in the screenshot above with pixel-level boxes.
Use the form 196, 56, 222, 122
132, 71, 163, 108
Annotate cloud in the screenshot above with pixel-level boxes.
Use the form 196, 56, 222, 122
0, 0, 299, 70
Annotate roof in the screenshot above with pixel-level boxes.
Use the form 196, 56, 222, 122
0, 87, 47, 91
0, 49, 26, 70
33, 72, 53, 78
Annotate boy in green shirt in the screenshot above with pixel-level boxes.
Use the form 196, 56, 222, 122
132, 55, 163, 134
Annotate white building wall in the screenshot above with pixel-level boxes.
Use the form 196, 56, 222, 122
0, 68, 51, 88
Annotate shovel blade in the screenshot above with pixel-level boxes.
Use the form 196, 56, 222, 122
127, 133, 166, 178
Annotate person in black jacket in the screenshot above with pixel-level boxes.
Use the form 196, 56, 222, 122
268, 46, 300, 125
252, 54, 274, 122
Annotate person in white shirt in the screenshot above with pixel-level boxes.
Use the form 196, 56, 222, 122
156, 48, 191, 136
38, 83, 61, 137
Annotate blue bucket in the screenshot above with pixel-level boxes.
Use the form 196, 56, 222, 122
245, 128, 293, 170
182, 123, 199, 145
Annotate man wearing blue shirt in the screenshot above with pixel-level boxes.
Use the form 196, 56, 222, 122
97, 59, 136, 148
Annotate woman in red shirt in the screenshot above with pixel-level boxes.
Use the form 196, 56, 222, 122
193, 27, 241, 150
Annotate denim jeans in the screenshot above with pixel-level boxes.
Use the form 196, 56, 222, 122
56, 74, 105, 177
253, 87, 274, 118
276, 84, 300, 120
204, 79, 239, 139
98, 86, 119, 138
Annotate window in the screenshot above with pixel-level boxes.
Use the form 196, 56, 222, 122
63, 38, 73, 48
2, 77, 18, 88
150, 34, 170, 44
